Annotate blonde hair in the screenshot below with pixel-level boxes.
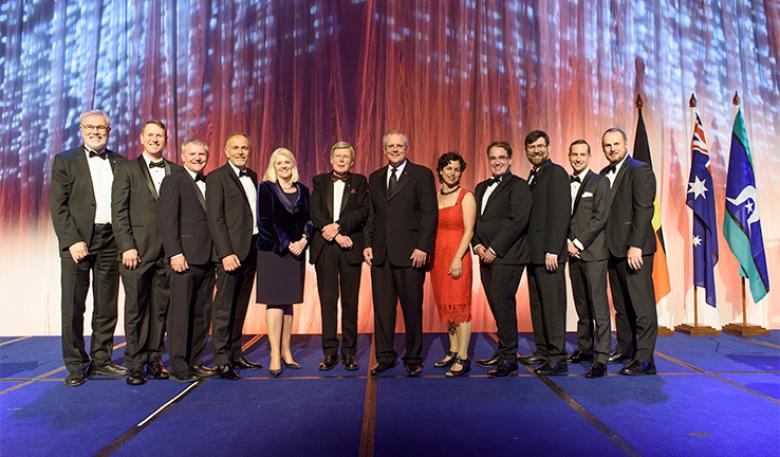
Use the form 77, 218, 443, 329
264, 147, 300, 183
331, 140, 355, 159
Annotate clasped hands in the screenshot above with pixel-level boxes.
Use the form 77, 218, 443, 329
322, 223, 352, 249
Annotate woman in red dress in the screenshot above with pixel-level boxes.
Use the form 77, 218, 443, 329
430, 152, 476, 377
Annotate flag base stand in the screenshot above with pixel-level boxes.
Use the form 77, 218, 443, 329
675, 324, 720, 336
658, 326, 675, 336
722, 323, 769, 336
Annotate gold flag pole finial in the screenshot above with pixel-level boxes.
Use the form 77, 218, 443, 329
733, 91, 740, 106
689, 93, 697, 108
635, 93, 643, 109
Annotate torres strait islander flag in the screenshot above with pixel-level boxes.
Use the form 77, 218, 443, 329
723, 109, 770, 303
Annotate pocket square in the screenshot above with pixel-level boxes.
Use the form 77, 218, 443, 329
582, 191, 593, 198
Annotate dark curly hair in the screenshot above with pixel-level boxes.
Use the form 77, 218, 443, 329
436, 152, 467, 182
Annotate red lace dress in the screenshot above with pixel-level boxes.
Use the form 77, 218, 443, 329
430, 189, 473, 325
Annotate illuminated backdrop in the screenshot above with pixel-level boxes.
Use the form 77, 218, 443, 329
0, 0, 777, 335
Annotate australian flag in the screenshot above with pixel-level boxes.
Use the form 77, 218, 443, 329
723, 109, 770, 303
686, 113, 718, 307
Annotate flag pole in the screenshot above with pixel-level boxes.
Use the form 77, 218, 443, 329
675, 93, 719, 336
723, 92, 769, 336
635, 94, 674, 336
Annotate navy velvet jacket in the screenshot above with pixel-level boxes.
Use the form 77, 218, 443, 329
256, 180, 314, 255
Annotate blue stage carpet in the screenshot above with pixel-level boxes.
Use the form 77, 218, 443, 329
1, 333, 778, 456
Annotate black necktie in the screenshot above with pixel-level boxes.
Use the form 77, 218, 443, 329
149, 160, 165, 169
88, 149, 107, 159
570, 175, 581, 183
238, 169, 249, 178
388, 167, 398, 194
195, 173, 206, 182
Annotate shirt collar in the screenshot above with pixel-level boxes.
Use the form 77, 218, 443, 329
575, 168, 590, 181
142, 152, 165, 166
228, 161, 244, 176
388, 160, 408, 174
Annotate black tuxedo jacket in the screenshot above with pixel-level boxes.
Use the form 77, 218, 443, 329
111, 156, 181, 260
601, 156, 657, 257
256, 181, 314, 254
527, 160, 571, 264
569, 170, 610, 261
472, 174, 532, 265
158, 167, 213, 265
50, 146, 126, 257
364, 161, 438, 267
309, 172, 369, 265
206, 163, 258, 262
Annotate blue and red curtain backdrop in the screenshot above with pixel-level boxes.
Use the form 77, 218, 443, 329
1, 0, 778, 335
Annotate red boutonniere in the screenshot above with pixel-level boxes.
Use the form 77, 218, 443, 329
350, 188, 357, 194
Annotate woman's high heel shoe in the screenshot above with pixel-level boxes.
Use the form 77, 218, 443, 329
434, 350, 457, 368
446, 357, 471, 377
269, 365, 282, 377
282, 359, 302, 369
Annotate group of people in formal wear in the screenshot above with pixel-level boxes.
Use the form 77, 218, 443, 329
50, 109, 659, 387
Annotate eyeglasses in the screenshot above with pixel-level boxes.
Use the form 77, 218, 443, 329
384, 144, 408, 151
526, 144, 548, 151
81, 124, 110, 132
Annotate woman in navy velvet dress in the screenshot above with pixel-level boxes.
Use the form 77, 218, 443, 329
256, 147, 313, 376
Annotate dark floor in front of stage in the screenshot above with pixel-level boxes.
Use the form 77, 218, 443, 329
1, 332, 779, 456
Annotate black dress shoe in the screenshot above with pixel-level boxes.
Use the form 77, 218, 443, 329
342, 355, 360, 371
282, 359, 302, 369
64, 372, 85, 387
147, 361, 170, 380
193, 365, 218, 378
370, 361, 396, 376
607, 351, 632, 364
475, 353, 501, 368
405, 363, 423, 377
534, 361, 569, 376
619, 360, 657, 376
173, 371, 200, 383
567, 350, 594, 364
433, 351, 457, 368
233, 357, 263, 369
318, 354, 339, 371
126, 369, 146, 385
518, 353, 547, 365
487, 360, 518, 377
585, 362, 607, 378
446, 358, 471, 378
91, 362, 128, 377
218, 364, 240, 380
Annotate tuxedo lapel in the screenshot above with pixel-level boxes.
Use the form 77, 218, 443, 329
571, 170, 591, 214
226, 165, 252, 213
340, 178, 352, 215
609, 157, 630, 205
76, 147, 97, 206
137, 156, 160, 200
481, 176, 511, 215
189, 175, 207, 211
324, 177, 334, 220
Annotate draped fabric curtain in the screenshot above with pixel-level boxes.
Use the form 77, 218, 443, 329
1, 0, 778, 334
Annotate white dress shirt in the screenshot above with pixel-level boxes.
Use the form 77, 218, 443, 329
229, 162, 259, 235
143, 153, 166, 194
386, 160, 408, 188
185, 167, 206, 198
85, 147, 114, 224
569, 168, 590, 251
480, 177, 501, 216
332, 179, 345, 222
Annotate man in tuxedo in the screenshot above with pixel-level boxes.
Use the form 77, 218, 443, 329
600, 127, 658, 375
206, 132, 263, 380
310, 141, 369, 371
472, 141, 532, 377
158, 139, 215, 383
111, 120, 180, 385
50, 110, 127, 387
363, 129, 437, 377
524, 130, 571, 376
565, 140, 611, 378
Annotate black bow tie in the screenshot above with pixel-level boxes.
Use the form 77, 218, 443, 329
195, 173, 206, 182
331, 172, 348, 182
570, 176, 581, 184
238, 169, 250, 178
488, 176, 502, 185
605, 165, 617, 174
88, 149, 107, 159
149, 160, 165, 169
